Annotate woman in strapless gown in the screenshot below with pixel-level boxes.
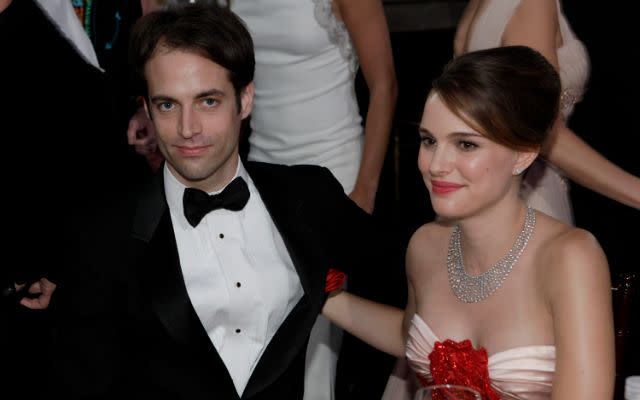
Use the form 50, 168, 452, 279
379, 2, 638, 392
322, 46, 615, 399
454, 0, 640, 223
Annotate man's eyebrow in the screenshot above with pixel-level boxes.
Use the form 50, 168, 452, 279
194, 89, 225, 99
149, 89, 225, 103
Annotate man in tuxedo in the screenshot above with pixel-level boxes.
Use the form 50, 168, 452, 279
51, 3, 397, 399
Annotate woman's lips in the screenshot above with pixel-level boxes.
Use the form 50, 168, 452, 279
431, 180, 463, 194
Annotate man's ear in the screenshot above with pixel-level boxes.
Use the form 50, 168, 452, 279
142, 96, 153, 120
240, 82, 254, 119
513, 148, 539, 176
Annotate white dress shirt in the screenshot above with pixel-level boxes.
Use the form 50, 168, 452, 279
164, 159, 303, 396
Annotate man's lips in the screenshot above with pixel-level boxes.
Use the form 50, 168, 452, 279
431, 180, 464, 194
175, 145, 210, 157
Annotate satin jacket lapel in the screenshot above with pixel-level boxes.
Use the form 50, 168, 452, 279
131, 173, 238, 396
243, 163, 328, 399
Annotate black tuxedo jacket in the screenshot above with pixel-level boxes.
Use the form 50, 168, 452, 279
0, 1, 146, 394
0, 0, 147, 287
52, 162, 398, 399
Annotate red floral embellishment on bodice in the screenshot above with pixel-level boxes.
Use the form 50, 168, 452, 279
426, 339, 500, 400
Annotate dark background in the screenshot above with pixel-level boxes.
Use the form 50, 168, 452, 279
562, 1, 639, 274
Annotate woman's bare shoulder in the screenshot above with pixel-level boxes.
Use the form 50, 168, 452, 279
405, 220, 453, 278
534, 213, 609, 294
408, 220, 453, 251
536, 213, 604, 262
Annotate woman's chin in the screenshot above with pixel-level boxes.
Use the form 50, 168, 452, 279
430, 198, 464, 220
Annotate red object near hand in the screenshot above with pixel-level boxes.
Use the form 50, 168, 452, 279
325, 268, 347, 292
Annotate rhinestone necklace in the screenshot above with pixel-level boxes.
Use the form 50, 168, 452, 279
447, 207, 536, 303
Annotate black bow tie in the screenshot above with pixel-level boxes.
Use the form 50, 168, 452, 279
183, 177, 250, 227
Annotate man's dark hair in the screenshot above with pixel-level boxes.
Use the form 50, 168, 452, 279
129, 2, 255, 109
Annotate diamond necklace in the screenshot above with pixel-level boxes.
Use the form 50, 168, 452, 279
447, 206, 536, 303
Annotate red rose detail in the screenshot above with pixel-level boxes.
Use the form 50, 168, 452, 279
325, 268, 347, 292
427, 339, 500, 400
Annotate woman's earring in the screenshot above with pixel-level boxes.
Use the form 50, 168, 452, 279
514, 168, 522, 175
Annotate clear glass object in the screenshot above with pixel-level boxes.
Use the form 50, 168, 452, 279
626, 376, 640, 400
414, 384, 482, 400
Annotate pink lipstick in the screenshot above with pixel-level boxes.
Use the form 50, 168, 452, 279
431, 180, 463, 194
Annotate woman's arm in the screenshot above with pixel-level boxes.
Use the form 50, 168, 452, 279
502, 0, 560, 68
544, 121, 640, 208
335, 0, 398, 213
453, 0, 480, 57
322, 228, 421, 358
545, 229, 615, 399
323, 290, 406, 357
502, 0, 640, 209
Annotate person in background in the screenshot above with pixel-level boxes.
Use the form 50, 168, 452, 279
127, 0, 399, 398
0, 0, 136, 304
0, 0, 143, 394
0, 0, 149, 304
454, 0, 639, 223
50, 4, 400, 398
322, 46, 615, 400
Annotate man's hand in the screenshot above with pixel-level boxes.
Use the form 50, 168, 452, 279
17, 278, 57, 310
127, 106, 157, 156
127, 106, 164, 172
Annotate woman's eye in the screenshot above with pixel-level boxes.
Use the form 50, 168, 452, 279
421, 136, 436, 147
459, 140, 477, 151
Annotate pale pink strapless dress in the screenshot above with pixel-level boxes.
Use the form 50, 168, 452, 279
404, 314, 555, 399
381, 314, 555, 399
